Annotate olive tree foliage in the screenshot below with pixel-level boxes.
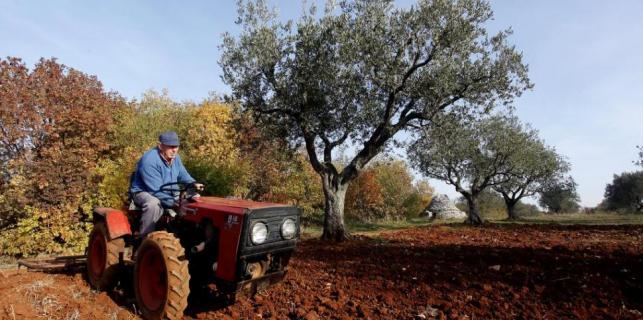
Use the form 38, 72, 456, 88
636, 145, 643, 167
493, 130, 569, 219
409, 114, 532, 225
538, 176, 580, 213
220, 0, 531, 240
603, 171, 643, 213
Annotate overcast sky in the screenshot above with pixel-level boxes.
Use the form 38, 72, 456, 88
1, 0, 642, 207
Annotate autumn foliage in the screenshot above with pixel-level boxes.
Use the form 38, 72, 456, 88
0, 57, 128, 255
345, 160, 433, 222
0, 57, 432, 257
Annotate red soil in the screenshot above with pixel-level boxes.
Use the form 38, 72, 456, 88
1, 224, 641, 319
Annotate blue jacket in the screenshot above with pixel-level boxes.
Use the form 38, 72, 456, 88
130, 147, 196, 207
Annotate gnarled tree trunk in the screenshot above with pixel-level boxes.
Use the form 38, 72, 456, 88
499, 191, 522, 220
320, 172, 349, 241
505, 199, 520, 220
466, 195, 484, 225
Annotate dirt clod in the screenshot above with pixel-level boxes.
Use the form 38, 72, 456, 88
304, 310, 320, 320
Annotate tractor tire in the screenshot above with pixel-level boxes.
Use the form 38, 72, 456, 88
134, 231, 190, 320
86, 222, 125, 290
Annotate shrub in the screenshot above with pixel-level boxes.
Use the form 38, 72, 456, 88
603, 171, 643, 213
346, 159, 432, 222
0, 57, 127, 256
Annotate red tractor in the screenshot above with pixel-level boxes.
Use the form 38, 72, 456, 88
86, 183, 300, 319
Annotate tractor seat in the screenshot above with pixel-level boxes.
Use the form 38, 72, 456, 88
129, 200, 142, 212
127, 201, 143, 222
128, 200, 178, 218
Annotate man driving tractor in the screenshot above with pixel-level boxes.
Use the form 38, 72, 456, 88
129, 131, 203, 236
88, 131, 300, 319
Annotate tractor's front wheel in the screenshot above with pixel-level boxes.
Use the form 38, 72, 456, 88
134, 231, 190, 320
86, 222, 124, 290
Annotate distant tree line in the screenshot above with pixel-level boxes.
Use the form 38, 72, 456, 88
409, 112, 576, 224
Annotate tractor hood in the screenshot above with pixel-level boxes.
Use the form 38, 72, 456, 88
194, 196, 289, 213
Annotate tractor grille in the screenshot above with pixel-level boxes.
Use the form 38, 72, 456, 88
238, 206, 300, 258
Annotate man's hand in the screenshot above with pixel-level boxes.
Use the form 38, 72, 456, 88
188, 193, 201, 202
187, 183, 203, 203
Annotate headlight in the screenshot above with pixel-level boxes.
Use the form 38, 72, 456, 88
250, 222, 268, 244
281, 218, 297, 239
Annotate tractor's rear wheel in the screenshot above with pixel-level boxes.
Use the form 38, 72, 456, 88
86, 222, 124, 290
134, 231, 190, 320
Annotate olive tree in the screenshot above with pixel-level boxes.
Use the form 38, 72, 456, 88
493, 133, 569, 219
220, 0, 531, 240
603, 171, 643, 213
538, 176, 580, 213
409, 114, 532, 224
636, 145, 643, 167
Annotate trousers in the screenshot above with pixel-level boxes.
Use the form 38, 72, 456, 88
133, 192, 164, 237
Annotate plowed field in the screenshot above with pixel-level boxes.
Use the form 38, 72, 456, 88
1, 224, 642, 319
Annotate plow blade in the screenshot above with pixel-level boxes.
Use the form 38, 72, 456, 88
18, 255, 86, 273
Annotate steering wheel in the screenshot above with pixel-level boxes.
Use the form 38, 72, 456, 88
159, 182, 191, 193
159, 182, 203, 203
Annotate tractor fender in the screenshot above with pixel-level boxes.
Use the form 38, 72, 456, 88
92, 207, 132, 240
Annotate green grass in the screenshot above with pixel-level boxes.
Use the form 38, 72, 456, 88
346, 217, 462, 232
0, 255, 18, 268
494, 212, 643, 225
300, 212, 643, 238
300, 217, 465, 238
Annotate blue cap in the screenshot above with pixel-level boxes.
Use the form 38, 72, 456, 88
159, 131, 180, 146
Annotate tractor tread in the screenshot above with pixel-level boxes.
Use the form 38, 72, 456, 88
86, 222, 124, 290
135, 231, 190, 320
170, 270, 186, 282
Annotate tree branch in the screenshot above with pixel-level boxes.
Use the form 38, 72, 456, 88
302, 128, 324, 174
258, 65, 302, 120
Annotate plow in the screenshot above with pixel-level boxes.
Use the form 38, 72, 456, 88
17, 255, 87, 273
